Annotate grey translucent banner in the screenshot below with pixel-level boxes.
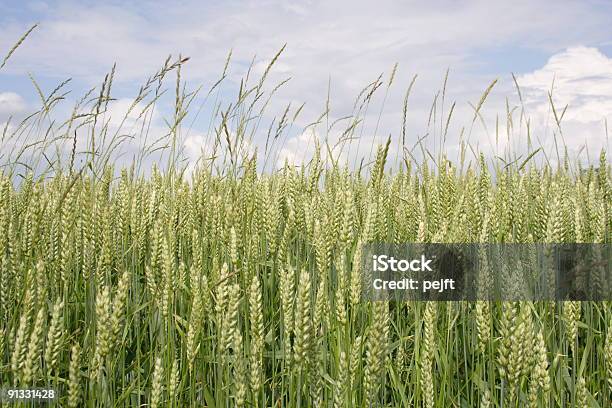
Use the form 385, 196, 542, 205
362, 243, 610, 301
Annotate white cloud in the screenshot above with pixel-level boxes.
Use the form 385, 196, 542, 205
274, 126, 387, 170
516, 47, 611, 155
183, 133, 216, 163
104, 98, 157, 129
0, 92, 27, 116
275, 128, 322, 168
183, 129, 258, 174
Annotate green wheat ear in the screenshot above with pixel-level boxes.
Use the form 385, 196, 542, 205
67, 343, 81, 408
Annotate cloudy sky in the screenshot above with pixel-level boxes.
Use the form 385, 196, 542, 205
1, 0, 611, 171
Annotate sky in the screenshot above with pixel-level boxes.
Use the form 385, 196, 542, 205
1, 0, 611, 172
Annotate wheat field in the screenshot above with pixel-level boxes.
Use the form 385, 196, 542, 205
0, 29, 611, 408
0, 148, 610, 407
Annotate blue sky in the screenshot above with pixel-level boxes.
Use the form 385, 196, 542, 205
1, 0, 611, 170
